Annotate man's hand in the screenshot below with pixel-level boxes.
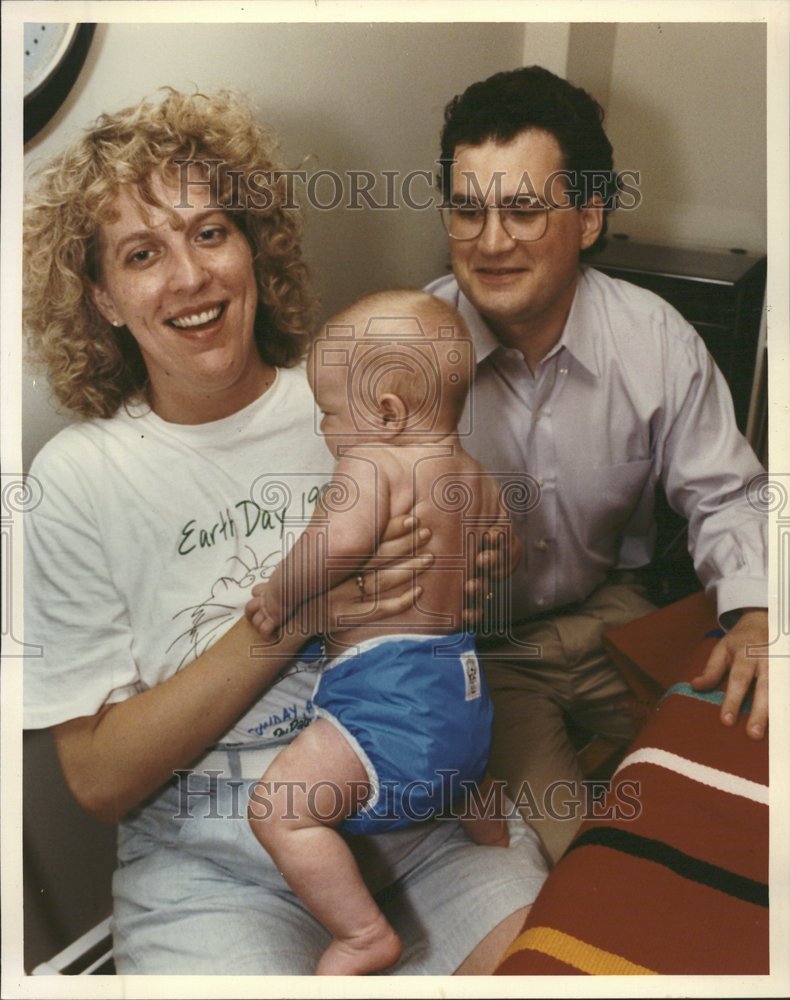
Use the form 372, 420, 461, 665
463, 521, 521, 627
691, 609, 768, 739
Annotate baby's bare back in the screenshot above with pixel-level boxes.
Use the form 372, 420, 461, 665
331, 440, 505, 650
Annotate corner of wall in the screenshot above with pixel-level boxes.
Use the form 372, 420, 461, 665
521, 23, 570, 77
567, 23, 618, 110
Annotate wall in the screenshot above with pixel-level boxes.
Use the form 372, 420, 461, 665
523, 19, 767, 255
569, 21, 767, 252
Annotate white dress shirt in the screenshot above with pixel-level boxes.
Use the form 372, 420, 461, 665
426, 267, 767, 623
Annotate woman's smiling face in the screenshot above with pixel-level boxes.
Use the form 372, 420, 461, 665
90, 170, 270, 423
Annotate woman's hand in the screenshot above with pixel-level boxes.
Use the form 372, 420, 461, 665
326, 550, 433, 633
288, 514, 433, 642
246, 514, 433, 646
373, 513, 433, 562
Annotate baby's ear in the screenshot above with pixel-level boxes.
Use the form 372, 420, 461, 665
378, 392, 409, 430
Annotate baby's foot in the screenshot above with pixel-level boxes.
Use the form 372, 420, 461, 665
316, 916, 402, 976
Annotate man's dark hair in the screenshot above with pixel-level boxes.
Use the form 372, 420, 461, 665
438, 65, 619, 249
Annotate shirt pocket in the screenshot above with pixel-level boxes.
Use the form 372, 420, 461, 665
590, 459, 654, 537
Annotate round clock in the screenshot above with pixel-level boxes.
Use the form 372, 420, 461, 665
24, 22, 95, 144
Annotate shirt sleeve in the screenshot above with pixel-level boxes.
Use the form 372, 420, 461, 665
657, 317, 768, 621
23, 438, 142, 730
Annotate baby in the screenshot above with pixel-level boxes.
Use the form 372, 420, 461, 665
245, 289, 516, 976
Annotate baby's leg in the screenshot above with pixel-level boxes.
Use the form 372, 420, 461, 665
459, 774, 510, 848
248, 719, 401, 975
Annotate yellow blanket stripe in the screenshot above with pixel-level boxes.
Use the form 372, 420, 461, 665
499, 925, 658, 975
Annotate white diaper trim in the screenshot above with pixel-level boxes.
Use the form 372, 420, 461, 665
313, 707, 380, 814
322, 632, 464, 672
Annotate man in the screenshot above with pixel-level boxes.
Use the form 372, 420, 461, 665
426, 66, 768, 862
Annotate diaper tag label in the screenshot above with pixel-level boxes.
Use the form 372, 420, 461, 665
460, 651, 482, 701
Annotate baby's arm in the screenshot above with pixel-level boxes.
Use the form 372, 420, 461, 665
246, 452, 390, 637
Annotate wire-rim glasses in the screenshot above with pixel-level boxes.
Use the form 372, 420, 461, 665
439, 201, 551, 242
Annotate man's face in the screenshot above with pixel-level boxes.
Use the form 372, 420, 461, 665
448, 129, 602, 348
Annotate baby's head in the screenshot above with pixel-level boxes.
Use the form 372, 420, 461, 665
309, 290, 473, 452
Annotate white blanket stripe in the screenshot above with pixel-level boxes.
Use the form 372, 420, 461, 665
613, 747, 768, 805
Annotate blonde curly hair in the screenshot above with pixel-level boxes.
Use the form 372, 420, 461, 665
24, 89, 314, 419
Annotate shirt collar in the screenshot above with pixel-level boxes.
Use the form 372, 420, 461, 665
457, 268, 601, 377
556, 268, 600, 377
455, 290, 502, 365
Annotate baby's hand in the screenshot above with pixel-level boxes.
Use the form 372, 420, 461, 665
245, 582, 280, 639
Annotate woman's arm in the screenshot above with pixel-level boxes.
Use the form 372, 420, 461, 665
51, 615, 305, 823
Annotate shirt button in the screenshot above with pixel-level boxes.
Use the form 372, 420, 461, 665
535, 539, 549, 552
536, 477, 545, 488
537, 598, 547, 608
559, 367, 568, 375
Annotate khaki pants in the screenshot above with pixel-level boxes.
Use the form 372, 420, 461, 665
479, 571, 656, 864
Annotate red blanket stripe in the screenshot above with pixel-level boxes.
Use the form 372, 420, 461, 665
608, 766, 767, 881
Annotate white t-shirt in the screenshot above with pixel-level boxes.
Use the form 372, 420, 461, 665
23, 365, 333, 745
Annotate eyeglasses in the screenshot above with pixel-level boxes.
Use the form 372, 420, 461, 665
439, 202, 551, 242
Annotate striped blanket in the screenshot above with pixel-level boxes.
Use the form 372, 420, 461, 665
495, 635, 769, 975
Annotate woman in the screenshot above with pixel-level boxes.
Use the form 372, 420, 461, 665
22, 89, 547, 975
